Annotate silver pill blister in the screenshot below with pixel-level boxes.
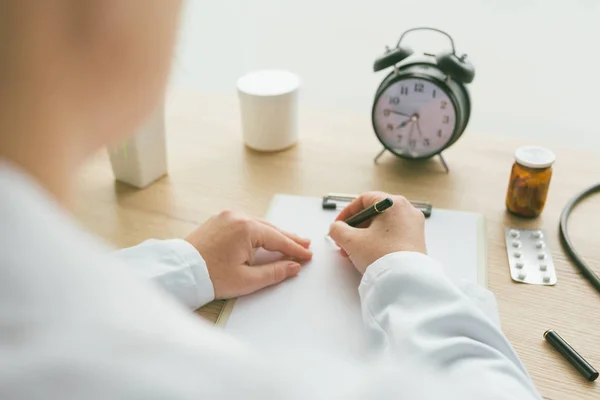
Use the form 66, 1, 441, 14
504, 228, 557, 286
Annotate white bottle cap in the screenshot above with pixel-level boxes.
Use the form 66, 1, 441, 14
514, 146, 555, 169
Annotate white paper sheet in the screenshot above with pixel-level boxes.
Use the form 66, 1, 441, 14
223, 194, 486, 361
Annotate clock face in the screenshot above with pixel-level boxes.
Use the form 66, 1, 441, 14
373, 77, 457, 158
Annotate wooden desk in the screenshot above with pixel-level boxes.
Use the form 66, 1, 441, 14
75, 88, 600, 399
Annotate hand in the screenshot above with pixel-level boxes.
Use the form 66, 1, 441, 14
328, 191, 426, 274
186, 210, 312, 299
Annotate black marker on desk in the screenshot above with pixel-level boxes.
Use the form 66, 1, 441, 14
544, 329, 598, 382
344, 197, 394, 227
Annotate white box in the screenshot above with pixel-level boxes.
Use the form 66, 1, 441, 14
107, 105, 168, 188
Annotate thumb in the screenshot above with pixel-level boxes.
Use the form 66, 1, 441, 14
242, 260, 302, 294
328, 221, 357, 249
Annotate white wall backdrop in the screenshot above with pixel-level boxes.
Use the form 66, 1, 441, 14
170, 0, 600, 150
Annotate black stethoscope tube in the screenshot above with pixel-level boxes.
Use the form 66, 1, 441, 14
559, 183, 600, 293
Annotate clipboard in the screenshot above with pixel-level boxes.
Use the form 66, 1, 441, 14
214, 193, 487, 328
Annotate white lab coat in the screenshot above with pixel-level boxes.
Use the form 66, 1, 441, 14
0, 161, 542, 400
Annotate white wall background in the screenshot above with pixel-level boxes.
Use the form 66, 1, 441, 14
169, 0, 600, 150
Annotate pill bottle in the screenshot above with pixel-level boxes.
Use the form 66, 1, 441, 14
505, 146, 555, 218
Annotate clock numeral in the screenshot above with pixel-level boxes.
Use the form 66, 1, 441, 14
400, 86, 408, 95
389, 96, 400, 105
409, 139, 417, 149
424, 138, 430, 147
383, 109, 390, 117
437, 129, 443, 138
386, 123, 394, 131
440, 100, 448, 110
432, 89, 437, 98
442, 115, 450, 124
414, 83, 424, 93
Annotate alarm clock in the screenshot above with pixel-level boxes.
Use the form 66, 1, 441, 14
371, 27, 475, 171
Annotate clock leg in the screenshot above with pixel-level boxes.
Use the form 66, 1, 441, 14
438, 153, 450, 173
374, 148, 387, 164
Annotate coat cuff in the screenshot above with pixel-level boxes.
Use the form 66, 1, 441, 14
165, 239, 215, 308
359, 251, 445, 292
358, 251, 499, 327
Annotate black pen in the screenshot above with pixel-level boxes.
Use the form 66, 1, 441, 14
344, 197, 394, 227
544, 329, 598, 382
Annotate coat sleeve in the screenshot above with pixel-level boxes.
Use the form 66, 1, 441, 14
110, 239, 215, 310
357, 251, 542, 399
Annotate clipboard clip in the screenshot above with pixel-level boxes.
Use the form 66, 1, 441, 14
322, 193, 432, 218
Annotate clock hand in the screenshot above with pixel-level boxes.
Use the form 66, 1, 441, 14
415, 119, 424, 136
397, 119, 411, 129
408, 122, 417, 150
385, 109, 412, 118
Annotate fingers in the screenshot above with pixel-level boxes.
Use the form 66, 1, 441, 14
328, 220, 357, 250
254, 218, 311, 248
252, 222, 313, 261
334, 191, 391, 222
242, 260, 302, 294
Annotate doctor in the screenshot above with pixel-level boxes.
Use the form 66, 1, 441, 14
0, 1, 542, 399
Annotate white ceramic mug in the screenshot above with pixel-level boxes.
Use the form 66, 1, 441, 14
237, 69, 300, 152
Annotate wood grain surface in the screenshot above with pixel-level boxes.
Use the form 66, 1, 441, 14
74, 88, 600, 400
